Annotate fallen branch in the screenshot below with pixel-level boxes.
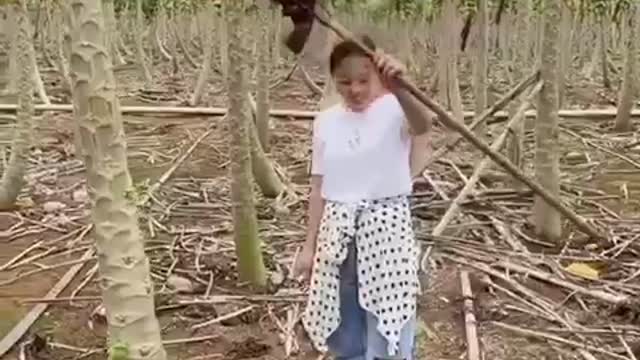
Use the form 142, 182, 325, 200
0, 256, 96, 287
191, 305, 257, 330
284, 304, 301, 356
299, 66, 324, 96
69, 264, 99, 305
0, 103, 317, 118
423, 71, 539, 170
0, 104, 638, 121
0, 240, 44, 271
163, 334, 222, 346
17, 296, 102, 304
495, 260, 629, 304
563, 127, 640, 170
269, 61, 299, 90
0, 248, 95, 357
492, 321, 629, 360
442, 254, 564, 323
460, 270, 481, 360
177, 293, 306, 304
431, 81, 543, 237
140, 124, 216, 205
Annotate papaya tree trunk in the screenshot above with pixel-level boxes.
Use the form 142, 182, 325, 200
52, 3, 72, 93
172, 15, 197, 69
0, 0, 33, 210
218, 2, 229, 78
103, 0, 126, 66
135, 0, 152, 88
4, 5, 17, 95
152, 9, 172, 62
270, 2, 281, 68
226, 0, 267, 287
190, 4, 214, 106
442, 0, 464, 125
598, 16, 610, 89
507, 93, 526, 191
534, 0, 562, 242
66, 0, 167, 358
255, 0, 271, 151
473, 0, 488, 139
557, 1, 572, 108
20, 9, 49, 104
614, 5, 637, 132
247, 93, 285, 198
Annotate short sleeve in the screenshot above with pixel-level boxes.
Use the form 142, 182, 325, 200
310, 117, 325, 176
386, 94, 411, 143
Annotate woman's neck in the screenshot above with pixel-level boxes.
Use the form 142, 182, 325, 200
343, 87, 389, 113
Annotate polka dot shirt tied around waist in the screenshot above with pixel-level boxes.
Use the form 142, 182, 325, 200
302, 195, 421, 356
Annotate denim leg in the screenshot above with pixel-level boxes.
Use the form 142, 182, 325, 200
326, 240, 366, 360
365, 312, 416, 360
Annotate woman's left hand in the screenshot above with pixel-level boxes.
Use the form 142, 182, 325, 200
372, 50, 407, 90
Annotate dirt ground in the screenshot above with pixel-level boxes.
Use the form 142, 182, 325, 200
2, 48, 640, 360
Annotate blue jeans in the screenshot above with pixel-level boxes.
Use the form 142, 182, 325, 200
326, 241, 416, 360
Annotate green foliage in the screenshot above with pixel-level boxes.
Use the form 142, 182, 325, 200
108, 342, 130, 360
612, 0, 632, 23
124, 178, 151, 207
362, 0, 435, 21
112, 0, 212, 17
591, 0, 610, 17
460, 0, 477, 16
35, 0, 636, 25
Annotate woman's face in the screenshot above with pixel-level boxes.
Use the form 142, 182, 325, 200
333, 55, 383, 112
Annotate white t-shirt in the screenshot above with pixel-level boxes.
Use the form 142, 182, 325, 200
310, 93, 412, 203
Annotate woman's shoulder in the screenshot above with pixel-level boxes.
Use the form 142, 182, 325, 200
378, 92, 403, 112
313, 103, 346, 133
317, 103, 343, 117
366, 93, 404, 123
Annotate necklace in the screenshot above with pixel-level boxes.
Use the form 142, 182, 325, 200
342, 100, 369, 151
348, 127, 361, 151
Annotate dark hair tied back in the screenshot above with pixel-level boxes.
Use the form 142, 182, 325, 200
329, 34, 377, 75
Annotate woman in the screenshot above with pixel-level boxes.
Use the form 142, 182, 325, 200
293, 34, 434, 360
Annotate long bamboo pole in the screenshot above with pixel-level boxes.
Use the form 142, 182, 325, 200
310, 8, 603, 240
0, 104, 638, 121
431, 81, 543, 237
422, 71, 538, 170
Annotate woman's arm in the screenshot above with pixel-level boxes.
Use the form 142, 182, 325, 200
373, 50, 435, 136
394, 86, 435, 136
305, 175, 325, 249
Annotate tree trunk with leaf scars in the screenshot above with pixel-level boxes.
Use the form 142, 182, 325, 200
557, 0, 572, 108
0, 4, 17, 97
0, 0, 33, 211
597, 16, 609, 89
65, 0, 167, 358
472, 0, 488, 140
218, 1, 229, 78
135, 0, 152, 88
190, 3, 214, 106
227, 0, 267, 287
614, 4, 637, 132
534, 0, 562, 242
440, 0, 464, 125
256, 0, 272, 152
103, 0, 126, 66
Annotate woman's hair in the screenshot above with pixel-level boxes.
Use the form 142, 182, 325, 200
329, 34, 377, 75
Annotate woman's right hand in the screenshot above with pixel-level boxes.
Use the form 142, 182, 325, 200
292, 242, 315, 283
